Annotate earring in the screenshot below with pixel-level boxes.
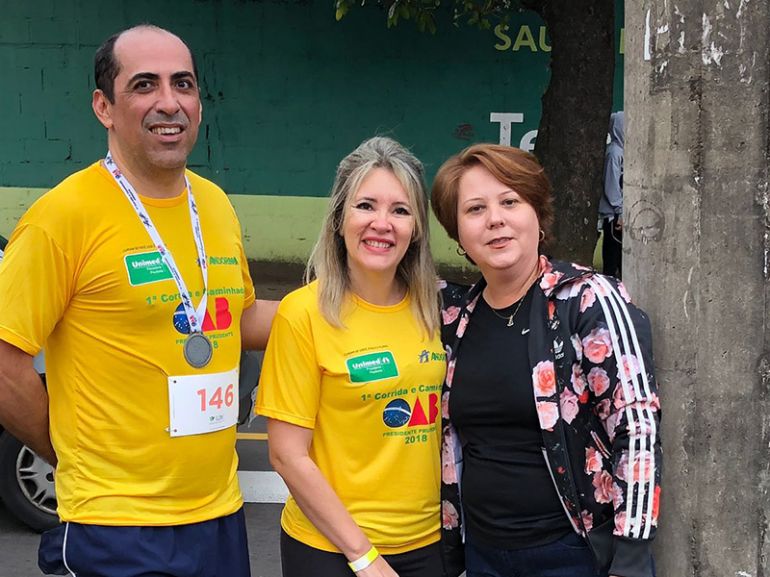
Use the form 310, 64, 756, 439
456, 245, 467, 256
539, 229, 545, 242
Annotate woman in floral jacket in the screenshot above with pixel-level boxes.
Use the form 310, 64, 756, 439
431, 144, 660, 577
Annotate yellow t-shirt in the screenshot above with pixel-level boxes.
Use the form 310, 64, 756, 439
0, 162, 255, 525
256, 282, 445, 554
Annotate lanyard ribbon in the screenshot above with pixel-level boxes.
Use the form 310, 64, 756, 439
104, 152, 208, 333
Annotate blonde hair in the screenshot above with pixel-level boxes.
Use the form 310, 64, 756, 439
306, 136, 439, 337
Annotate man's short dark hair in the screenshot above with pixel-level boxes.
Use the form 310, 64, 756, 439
94, 25, 199, 103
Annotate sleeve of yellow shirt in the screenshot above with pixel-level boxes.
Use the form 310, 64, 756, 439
0, 222, 75, 355
256, 289, 322, 429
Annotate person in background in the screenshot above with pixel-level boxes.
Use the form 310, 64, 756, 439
257, 137, 455, 577
432, 143, 660, 577
599, 111, 625, 279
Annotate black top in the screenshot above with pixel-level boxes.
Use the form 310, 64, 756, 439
449, 284, 571, 549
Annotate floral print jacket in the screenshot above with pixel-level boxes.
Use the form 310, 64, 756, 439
439, 259, 661, 577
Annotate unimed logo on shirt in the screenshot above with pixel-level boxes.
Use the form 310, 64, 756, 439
125, 251, 173, 286
346, 351, 398, 383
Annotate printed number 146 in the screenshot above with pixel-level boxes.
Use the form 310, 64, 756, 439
197, 384, 234, 412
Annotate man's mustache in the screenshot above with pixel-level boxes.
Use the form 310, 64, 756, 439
144, 113, 190, 128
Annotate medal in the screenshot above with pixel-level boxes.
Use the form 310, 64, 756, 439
183, 332, 213, 368
105, 152, 212, 368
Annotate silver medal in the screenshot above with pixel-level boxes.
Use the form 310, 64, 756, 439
183, 332, 213, 368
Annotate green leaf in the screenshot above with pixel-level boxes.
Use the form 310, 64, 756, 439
334, 0, 349, 21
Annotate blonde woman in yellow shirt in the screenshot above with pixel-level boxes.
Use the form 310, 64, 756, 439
257, 137, 455, 577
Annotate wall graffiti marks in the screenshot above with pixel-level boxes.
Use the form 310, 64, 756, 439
453, 123, 475, 141
628, 200, 666, 245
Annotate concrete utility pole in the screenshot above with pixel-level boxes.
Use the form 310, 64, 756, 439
625, 1, 769, 575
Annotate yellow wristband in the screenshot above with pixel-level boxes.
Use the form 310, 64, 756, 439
347, 546, 379, 572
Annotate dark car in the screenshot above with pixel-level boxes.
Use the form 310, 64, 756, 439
0, 234, 261, 531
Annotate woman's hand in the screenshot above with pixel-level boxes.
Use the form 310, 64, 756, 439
356, 555, 399, 577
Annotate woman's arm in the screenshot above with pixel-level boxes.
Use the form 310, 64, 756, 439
578, 274, 661, 577
267, 418, 399, 577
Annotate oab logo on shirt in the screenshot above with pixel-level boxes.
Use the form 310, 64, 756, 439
382, 392, 439, 428
346, 351, 398, 383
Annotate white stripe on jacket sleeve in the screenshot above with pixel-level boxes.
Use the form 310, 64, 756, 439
586, 276, 657, 540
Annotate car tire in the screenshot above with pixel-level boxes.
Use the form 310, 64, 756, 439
0, 432, 59, 532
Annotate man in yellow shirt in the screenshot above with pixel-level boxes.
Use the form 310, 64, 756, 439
0, 24, 276, 577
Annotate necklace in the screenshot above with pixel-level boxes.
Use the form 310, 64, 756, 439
488, 295, 525, 327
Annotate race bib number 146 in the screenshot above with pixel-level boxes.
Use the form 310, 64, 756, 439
168, 368, 239, 437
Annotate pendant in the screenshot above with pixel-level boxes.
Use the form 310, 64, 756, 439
183, 332, 213, 368
506, 315, 514, 327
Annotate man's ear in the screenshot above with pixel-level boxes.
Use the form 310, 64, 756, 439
198, 100, 203, 124
92, 89, 113, 129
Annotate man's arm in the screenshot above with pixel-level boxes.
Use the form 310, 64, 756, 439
240, 299, 280, 350
0, 340, 56, 466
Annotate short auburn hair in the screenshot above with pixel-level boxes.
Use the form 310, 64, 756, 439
431, 143, 554, 251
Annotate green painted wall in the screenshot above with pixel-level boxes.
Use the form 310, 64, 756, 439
0, 0, 624, 265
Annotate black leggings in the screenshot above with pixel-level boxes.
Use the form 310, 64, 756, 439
602, 216, 623, 279
280, 529, 445, 577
